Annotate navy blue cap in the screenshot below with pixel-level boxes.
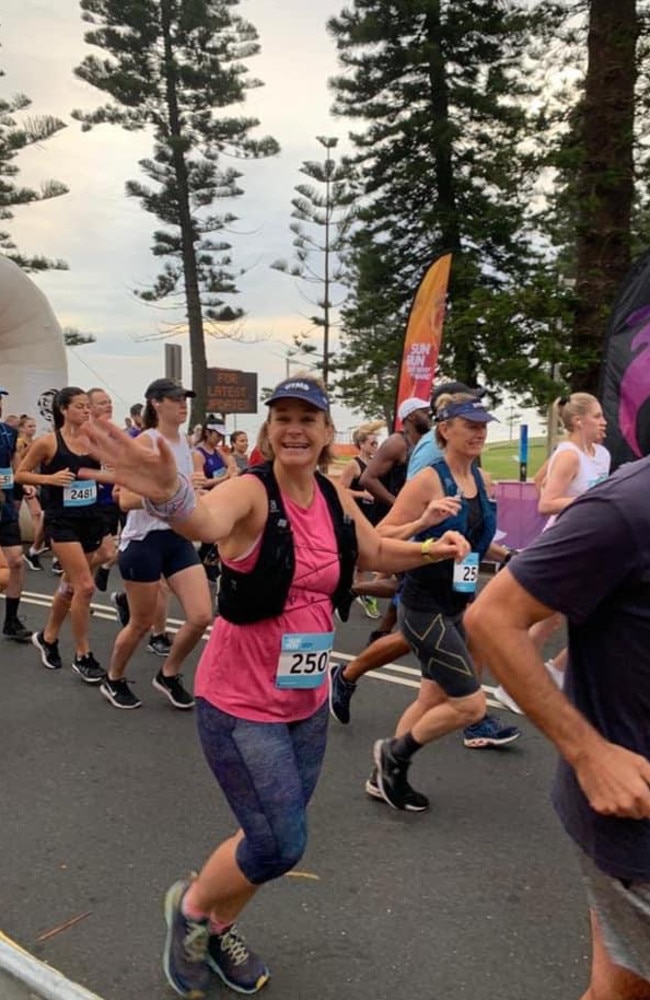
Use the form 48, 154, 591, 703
436, 399, 497, 423
265, 378, 330, 412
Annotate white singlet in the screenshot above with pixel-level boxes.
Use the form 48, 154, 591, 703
119, 429, 194, 548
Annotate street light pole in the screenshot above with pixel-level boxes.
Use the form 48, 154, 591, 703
316, 134, 338, 389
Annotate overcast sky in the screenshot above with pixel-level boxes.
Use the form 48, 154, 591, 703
2, 0, 543, 445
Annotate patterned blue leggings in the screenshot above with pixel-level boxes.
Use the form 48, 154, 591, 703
196, 698, 329, 885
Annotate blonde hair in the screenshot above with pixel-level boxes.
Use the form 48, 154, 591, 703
554, 393, 600, 433
432, 392, 478, 447
261, 372, 335, 467
352, 420, 383, 449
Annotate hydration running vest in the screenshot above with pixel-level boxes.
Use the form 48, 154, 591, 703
218, 462, 358, 625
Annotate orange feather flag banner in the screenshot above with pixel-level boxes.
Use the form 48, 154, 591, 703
394, 253, 452, 430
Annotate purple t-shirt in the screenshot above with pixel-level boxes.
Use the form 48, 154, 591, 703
509, 455, 650, 882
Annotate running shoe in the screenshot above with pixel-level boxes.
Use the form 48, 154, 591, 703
365, 767, 429, 812
493, 684, 523, 715
100, 677, 142, 710
208, 925, 270, 995
31, 630, 62, 670
328, 662, 357, 725
147, 632, 173, 657
163, 879, 210, 999
94, 565, 110, 592
462, 714, 522, 749
72, 652, 106, 684
23, 550, 43, 571
3, 617, 32, 643
153, 670, 195, 709
373, 739, 427, 812
356, 595, 381, 619
110, 591, 130, 628
50, 557, 63, 575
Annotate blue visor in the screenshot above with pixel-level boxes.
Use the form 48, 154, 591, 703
265, 378, 330, 413
436, 400, 497, 423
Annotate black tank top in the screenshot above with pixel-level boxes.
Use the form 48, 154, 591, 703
42, 430, 101, 518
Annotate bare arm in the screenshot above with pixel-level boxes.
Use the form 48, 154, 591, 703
359, 434, 406, 507
81, 420, 265, 547
336, 481, 469, 574
15, 434, 75, 488
465, 571, 650, 819
538, 451, 580, 515
375, 467, 461, 540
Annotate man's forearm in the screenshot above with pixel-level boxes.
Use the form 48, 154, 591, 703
360, 476, 394, 507
466, 615, 604, 767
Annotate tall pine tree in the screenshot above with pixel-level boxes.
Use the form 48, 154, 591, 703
328, 0, 566, 414
0, 58, 68, 272
73, 0, 279, 420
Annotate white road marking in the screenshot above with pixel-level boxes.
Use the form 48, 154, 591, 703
13, 593, 509, 711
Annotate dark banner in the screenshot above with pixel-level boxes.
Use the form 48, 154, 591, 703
598, 247, 650, 469
207, 367, 258, 414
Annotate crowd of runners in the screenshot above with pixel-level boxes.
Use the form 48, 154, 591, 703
1, 375, 648, 1000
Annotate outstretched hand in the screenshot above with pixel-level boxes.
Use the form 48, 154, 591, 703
78, 421, 178, 502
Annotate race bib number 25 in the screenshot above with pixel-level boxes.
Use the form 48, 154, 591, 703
275, 632, 334, 690
453, 552, 479, 593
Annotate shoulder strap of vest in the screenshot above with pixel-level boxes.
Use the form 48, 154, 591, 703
244, 461, 288, 524
431, 457, 458, 496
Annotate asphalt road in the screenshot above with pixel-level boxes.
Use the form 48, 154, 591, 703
0, 564, 588, 1000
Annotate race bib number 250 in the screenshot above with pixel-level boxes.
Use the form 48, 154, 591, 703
275, 632, 334, 690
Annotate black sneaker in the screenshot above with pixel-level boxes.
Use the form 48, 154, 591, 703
94, 565, 110, 592
72, 651, 106, 684
365, 766, 429, 812
152, 670, 195, 709
163, 879, 210, 999
3, 618, 32, 643
110, 591, 130, 627
100, 677, 141, 709
208, 924, 270, 994
23, 550, 43, 571
373, 738, 427, 812
31, 630, 62, 669
50, 557, 63, 575
147, 632, 173, 657
328, 662, 356, 725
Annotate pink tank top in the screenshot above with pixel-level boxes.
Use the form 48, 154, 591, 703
195, 483, 340, 722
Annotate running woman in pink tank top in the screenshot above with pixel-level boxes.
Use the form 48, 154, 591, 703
83, 375, 469, 999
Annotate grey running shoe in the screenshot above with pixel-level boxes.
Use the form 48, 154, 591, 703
328, 662, 356, 725
163, 879, 210, 999
100, 677, 142, 710
147, 632, 173, 657
208, 924, 270, 995
365, 766, 429, 812
32, 630, 62, 669
462, 714, 522, 749
153, 670, 195, 709
72, 652, 106, 684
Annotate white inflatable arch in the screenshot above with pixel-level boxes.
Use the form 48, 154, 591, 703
0, 255, 67, 429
